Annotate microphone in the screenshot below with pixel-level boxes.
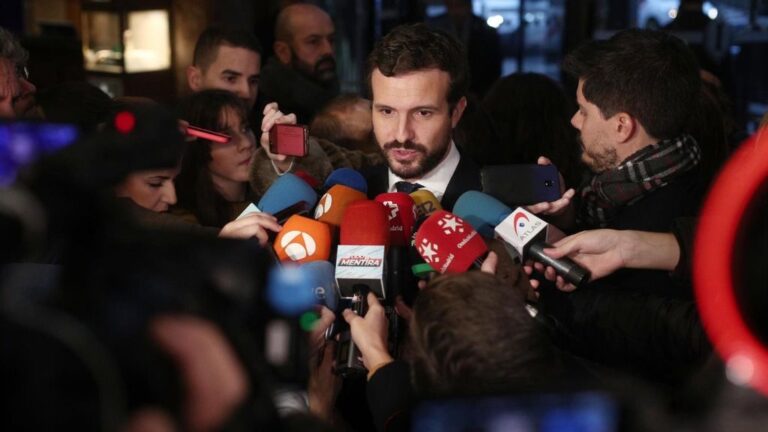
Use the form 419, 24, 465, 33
495, 207, 589, 286
375, 192, 417, 247
257, 173, 318, 217
410, 189, 442, 219
405, 190, 442, 278
314, 184, 367, 228
293, 169, 321, 189
335, 200, 389, 299
453, 190, 511, 238
273, 215, 332, 263
334, 200, 391, 377
414, 210, 488, 274
266, 261, 339, 316
323, 168, 368, 194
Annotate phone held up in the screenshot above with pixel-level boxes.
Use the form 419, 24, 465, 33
269, 124, 309, 158
481, 164, 562, 207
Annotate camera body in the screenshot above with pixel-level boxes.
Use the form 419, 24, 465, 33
269, 124, 308, 157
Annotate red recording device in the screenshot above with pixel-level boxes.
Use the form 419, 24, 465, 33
269, 124, 309, 157
185, 125, 231, 144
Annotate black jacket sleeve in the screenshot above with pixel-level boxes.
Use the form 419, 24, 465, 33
366, 360, 413, 432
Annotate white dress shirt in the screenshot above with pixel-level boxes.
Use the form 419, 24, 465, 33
387, 140, 460, 202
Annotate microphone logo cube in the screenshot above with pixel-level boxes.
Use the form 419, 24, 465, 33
438, 214, 464, 235
280, 230, 317, 261
418, 239, 440, 264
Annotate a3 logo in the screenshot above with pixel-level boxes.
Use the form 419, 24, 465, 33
280, 230, 317, 261
314, 193, 333, 218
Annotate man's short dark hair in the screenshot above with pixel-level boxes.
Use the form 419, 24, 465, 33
192, 26, 262, 70
409, 271, 560, 396
0, 26, 28, 66
562, 29, 701, 140
367, 23, 468, 106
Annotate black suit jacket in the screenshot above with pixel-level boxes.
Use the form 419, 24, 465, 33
364, 155, 482, 211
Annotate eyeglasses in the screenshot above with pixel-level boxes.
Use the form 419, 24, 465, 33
16, 65, 29, 81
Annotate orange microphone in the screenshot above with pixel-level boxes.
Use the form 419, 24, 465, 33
314, 184, 367, 228
273, 215, 332, 263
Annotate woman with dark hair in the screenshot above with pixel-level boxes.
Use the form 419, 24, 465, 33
173, 90, 261, 228
481, 73, 586, 189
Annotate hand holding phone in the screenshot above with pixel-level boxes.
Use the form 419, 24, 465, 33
481, 163, 562, 207
269, 124, 308, 157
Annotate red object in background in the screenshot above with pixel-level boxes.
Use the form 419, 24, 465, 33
114, 111, 136, 134
293, 169, 321, 189
694, 126, 768, 395
185, 125, 231, 144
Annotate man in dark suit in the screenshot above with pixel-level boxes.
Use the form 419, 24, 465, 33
363, 23, 482, 211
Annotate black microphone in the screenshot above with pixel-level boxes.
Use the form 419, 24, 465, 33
495, 207, 589, 287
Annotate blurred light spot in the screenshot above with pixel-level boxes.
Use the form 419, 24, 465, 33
726, 354, 754, 386
486, 15, 504, 29
115, 111, 136, 134
668, 8, 678, 19
708, 8, 719, 20
300, 311, 319, 332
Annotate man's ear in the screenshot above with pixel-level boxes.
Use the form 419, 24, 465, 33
450, 96, 468, 128
274, 41, 292, 65
187, 65, 203, 92
614, 112, 636, 143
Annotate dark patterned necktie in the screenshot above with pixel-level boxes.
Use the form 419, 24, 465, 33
394, 181, 424, 194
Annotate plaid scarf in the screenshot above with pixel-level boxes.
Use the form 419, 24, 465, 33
579, 134, 701, 228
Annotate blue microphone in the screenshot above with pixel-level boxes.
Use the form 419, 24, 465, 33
323, 168, 367, 194
266, 261, 339, 316
453, 190, 512, 238
258, 173, 318, 215
302, 261, 339, 311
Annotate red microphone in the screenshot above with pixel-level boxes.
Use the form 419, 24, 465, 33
335, 200, 390, 299
314, 184, 367, 228
414, 210, 488, 274
375, 192, 417, 247
274, 215, 332, 263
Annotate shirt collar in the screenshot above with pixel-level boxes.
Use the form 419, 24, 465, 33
388, 140, 460, 201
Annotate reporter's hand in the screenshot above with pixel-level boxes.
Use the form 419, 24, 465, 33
480, 251, 498, 275
218, 213, 282, 245
307, 307, 340, 422
342, 293, 392, 370
525, 156, 575, 218
261, 102, 297, 171
150, 315, 247, 432
523, 229, 627, 292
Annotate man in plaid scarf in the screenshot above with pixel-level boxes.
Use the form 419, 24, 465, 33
530, 29, 711, 386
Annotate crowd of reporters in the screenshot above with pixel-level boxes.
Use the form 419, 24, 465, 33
2, 2, 768, 431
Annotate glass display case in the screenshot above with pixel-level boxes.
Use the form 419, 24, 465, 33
80, 0, 174, 100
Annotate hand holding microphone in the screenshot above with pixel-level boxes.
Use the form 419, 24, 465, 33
341, 292, 393, 371
454, 191, 589, 287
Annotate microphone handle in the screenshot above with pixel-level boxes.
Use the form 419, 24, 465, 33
528, 242, 590, 287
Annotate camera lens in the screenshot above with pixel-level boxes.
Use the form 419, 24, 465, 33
544, 180, 553, 187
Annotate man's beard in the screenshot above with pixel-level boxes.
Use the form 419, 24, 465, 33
291, 52, 338, 87
578, 135, 618, 173
382, 138, 451, 180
